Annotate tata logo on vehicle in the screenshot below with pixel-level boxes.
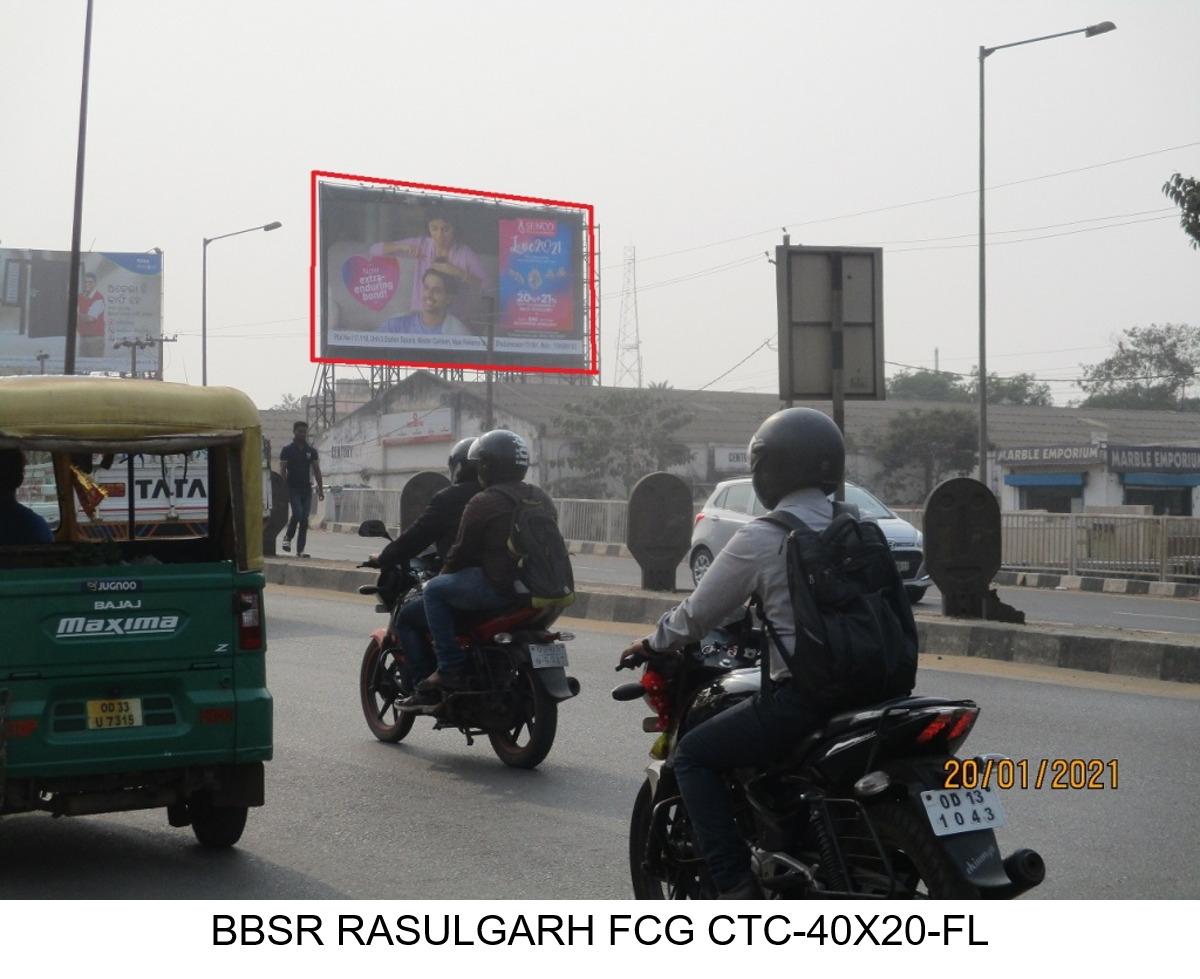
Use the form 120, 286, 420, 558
56, 614, 180, 638
82, 579, 142, 593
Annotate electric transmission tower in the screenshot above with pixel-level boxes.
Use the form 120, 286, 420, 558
613, 245, 642, 388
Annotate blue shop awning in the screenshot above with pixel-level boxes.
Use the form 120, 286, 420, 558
1121, 472, 1200, 487
1004, 473, 1086, 487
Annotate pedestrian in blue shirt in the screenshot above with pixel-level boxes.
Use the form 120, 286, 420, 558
279, 421, 324, 557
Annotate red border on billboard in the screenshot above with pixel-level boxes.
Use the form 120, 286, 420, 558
309, 170, 597, 376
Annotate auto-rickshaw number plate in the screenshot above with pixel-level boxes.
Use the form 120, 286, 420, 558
529, 643, 569, 669
86, 698, 143, 730
920, 786, 1007, 837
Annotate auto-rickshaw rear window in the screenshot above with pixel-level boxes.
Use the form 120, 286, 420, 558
1, 437, 246, 569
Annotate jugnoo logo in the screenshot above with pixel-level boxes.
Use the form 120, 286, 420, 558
83, 579, 142, 593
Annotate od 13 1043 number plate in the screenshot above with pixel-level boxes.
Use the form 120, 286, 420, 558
920, 785, 1007, 836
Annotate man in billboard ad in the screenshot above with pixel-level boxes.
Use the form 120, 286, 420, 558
0, 249, 164, 375
315, 173, 596, 375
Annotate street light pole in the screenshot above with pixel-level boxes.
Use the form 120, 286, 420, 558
977, 20, 1115, 485
201, 221, 282, 386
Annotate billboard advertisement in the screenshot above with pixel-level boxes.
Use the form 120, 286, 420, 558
312, 172, 596, 374
0, 249, 164, 375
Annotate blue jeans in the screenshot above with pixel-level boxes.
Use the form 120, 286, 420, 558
393, 597, 435, 685
673, 681, 826, 893
422, 568, 511, 673
284, 485, 313, 553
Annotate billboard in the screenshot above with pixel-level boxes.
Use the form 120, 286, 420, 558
0, 249, 164, 375
312, 172, 596, 374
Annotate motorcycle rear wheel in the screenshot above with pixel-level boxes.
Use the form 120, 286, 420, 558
360, 638, 415, 743
487, 664, 557, 769
628, 779, 709, 899
844, 801, 981, 899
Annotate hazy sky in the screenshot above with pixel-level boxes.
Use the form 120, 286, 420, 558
3, 0, 1197, 409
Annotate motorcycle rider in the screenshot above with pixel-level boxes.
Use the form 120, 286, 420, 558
410, 429, 556, 701
618, 407, 866, 899
375, 438, 482, 688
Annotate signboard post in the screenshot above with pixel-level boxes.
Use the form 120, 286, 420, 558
775, 244, 885, 432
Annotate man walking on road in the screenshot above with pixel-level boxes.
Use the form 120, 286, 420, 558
280, 420, 324, 558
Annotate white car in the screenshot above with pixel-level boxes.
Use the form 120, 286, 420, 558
687, 477, 932, 602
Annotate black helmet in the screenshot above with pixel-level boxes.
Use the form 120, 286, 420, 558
448, 437, 478, 484
748, 407, 844, 508
468, 429, 529, 486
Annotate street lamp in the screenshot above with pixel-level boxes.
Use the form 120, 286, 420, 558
977, 21, 1115, 483
201, 221, 282, 386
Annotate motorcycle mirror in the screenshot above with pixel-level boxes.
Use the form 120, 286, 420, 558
357, 519, 392, 540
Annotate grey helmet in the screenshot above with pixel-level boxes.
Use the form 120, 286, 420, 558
748, 407, 844, 508
448, 437, 478, 484
468, 429, 529, 486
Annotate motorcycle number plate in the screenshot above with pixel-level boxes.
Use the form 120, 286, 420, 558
529, 642, 569, 669
920, 786, 1007, 837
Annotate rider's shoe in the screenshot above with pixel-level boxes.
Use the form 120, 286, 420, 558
717, 875, 764, 900
416, 669, 468, 694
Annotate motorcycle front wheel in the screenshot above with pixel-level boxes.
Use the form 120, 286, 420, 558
487, 664, 557, 769
359, 638, 415, 743
842, 801, 981, 899
628, 779, 709, 899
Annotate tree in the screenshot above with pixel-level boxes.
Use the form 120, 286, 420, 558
887, 369, 971, 402
964, 371, 1054, 406
271, 393, 304, 411
867, 408, 977, 501
549, 387, 693, 498
888, 367, 1052, 405
1162, 172, 1200, 250
1077, 324, 1200, 411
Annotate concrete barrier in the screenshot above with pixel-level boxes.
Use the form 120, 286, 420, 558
265, 557, 1198, 685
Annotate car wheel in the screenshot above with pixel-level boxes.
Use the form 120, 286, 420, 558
689, 546, 714, 586
905, 586, 928, 604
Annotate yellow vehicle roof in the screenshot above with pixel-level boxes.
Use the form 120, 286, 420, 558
0, 376, 264, 569
0, 376, 260, 439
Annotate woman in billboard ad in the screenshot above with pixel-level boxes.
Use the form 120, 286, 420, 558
369, 205, 493, 331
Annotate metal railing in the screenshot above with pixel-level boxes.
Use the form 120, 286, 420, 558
329, 490, 1200, 585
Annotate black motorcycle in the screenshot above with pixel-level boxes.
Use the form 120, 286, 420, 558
357, 520, 579, 769
613, 617, 1045, 899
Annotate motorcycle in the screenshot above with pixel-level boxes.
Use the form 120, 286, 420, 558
356, 519, 580, 769
612, 616, 1045, 899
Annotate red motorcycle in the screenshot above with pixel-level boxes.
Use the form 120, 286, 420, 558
357, 520, 579, 769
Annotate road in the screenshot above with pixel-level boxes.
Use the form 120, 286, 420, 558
296, 528, 1200, 637
1, 586, 1196, 900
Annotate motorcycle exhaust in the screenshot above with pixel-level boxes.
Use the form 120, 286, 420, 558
982, 848, 1046, 900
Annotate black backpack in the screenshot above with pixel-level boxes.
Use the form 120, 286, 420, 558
492, 484, 575, 610
757, 504, 918, 711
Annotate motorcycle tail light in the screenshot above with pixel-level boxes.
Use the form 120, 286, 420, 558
550, 630, 575, 642
493, 633, 514, 644
946, 708, 979, 743
915, 706, 978, 745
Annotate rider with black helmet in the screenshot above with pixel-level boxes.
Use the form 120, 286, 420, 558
411, 429, 557, 700
374, 437, 483, 689
372, 437, 481, 570
618, 407, 864, 899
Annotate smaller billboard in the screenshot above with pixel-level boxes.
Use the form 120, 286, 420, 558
0, 249, 164, 375
312, 172, 597, 375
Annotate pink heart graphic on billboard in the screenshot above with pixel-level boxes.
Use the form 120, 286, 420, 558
342, 255, 400, 311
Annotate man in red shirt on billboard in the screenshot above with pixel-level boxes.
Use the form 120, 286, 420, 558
77, 272, 106, 359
